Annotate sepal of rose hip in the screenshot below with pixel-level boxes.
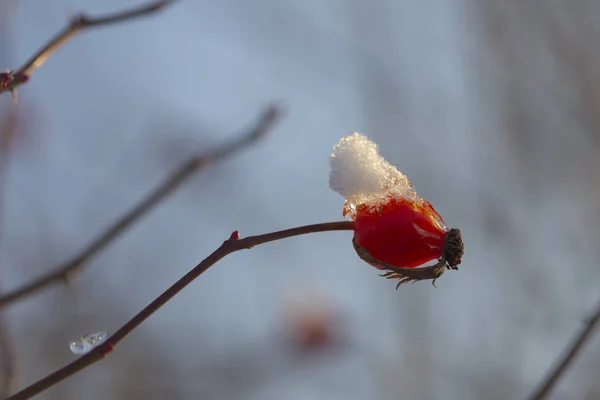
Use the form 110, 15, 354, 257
353, 238, 445, 288
352, 227, 463, 288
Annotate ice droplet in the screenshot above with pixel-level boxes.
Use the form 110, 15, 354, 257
69, 330, 108, 355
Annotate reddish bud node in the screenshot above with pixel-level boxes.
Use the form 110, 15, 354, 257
0, 73, 14, 89
228, 230, 240, 240
98, 342, 115, 357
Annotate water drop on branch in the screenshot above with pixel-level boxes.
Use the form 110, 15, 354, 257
69, 330, 108, 355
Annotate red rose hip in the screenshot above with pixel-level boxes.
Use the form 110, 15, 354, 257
354, 197, 447, 269
329, 133, 464, 287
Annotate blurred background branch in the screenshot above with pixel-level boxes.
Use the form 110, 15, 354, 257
529, 300, 600, 400
0, 108, 19, 398
0, 105, 279, 309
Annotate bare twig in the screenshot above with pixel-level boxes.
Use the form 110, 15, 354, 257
0, 320, 15, 400
528, 300, 600, 400
0, 108, 20, 398
0, 105, 280, 309
0, 0, 176, 96
7, 221, 355, 400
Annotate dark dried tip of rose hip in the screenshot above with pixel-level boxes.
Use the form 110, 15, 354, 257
443, 228, 463, 269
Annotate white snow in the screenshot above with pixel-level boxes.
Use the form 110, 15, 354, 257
329, 133, 420, 211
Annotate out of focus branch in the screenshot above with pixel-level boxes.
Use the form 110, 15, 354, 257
529, 300, 600, 400
0, 108, 19, 398
0, 0, 176, 96
7, 221, 355, 400
0, 105, 280, 309
0, 321, 15, 400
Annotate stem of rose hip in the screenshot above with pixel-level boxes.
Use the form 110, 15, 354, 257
7, 221, 354, 400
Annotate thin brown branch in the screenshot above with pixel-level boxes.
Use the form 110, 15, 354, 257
0, 105, 280, 309
0, 108, 20, 398
6, 221, 355, 400
528, 300, 600, 400
0, 320, 15, 400
0, 0, 176, 95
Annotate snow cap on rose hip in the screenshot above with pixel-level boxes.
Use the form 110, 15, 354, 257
329, 133, 463, 287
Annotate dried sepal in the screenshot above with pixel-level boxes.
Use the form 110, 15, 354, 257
352, 230, 463, 288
